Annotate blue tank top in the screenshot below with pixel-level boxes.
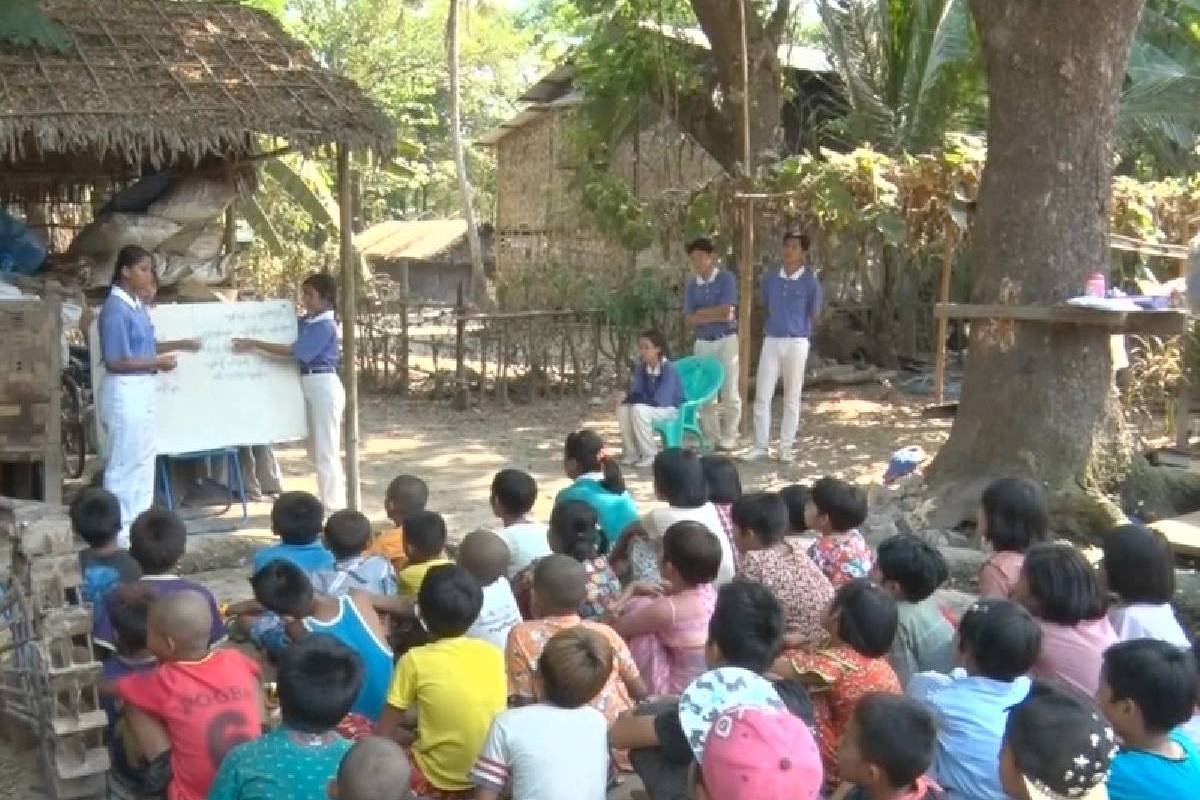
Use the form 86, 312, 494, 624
304, 596, 393, 720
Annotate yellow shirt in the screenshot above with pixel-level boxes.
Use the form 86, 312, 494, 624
386, 636, 506, 791
397, 556, 452, 596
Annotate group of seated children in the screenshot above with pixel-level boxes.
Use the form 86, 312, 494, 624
70, 429, 1200, 800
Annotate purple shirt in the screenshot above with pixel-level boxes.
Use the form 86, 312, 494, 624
761, 267, 822, 338
683, 269, 737, 341
625, 359, 685, 408
294, 310, 339, 370
93, 575, 226, 651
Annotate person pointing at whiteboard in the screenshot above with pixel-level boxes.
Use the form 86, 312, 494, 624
232, 273, 346, 511
98, 245, 199, 545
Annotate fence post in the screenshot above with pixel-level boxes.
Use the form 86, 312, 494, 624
399, 262, 410, 396
454, 282, 468, 411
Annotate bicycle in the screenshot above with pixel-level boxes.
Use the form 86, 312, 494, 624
60, 346, 92, 480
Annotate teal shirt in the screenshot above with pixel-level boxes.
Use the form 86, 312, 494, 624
556, 477, 639, 548
208, 728, 352, 800
1107, 732, 1200, 800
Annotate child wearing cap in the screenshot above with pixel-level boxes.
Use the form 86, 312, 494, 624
835, 693, 943, 800
1000, 681, 1116, 800
691, 706, 823, 800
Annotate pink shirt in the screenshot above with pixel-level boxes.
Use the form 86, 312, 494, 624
617, 584, 717, 695
978, 552, 1024, 599
1031, 617, 1118, 695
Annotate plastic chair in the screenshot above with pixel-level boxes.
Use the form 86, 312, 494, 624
653, 356, 725, 451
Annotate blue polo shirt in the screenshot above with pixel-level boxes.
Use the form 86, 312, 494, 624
294, 310, 339, 371
99, 286, 156, 367
761, 266, 822, 338
683, 269, 737, 340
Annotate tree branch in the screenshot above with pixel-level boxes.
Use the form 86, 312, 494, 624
768, 0, 794, 39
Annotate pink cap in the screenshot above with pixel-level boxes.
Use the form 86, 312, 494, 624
699, 706, 823, 800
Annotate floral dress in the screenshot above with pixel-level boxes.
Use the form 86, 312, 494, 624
738, 540, 834, 644
580, 555, 622, 621
807, 531, 874, 588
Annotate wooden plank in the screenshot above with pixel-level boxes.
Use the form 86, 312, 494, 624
933, 303, 1188, 335
1109, 233, 1188, 260
1148, 511, 1200, 558
932, 237, 955, 404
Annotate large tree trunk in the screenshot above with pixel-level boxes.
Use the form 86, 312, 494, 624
925, 0, 1146, 529
447, 0, 488, 307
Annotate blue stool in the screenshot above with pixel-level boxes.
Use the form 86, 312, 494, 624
155, 448, 248, 523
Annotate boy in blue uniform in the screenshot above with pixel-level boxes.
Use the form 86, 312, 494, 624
682, 237, 741, 451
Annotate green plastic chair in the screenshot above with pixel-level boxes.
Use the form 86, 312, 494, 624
653, 356, 725, 451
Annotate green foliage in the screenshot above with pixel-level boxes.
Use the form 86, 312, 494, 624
0, 0, 71, 52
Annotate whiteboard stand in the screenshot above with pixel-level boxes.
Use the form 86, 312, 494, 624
155, 448, 248, 525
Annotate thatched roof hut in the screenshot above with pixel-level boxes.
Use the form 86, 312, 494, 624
0, 0, 394, 201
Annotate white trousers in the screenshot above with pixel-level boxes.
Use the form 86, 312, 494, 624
694, 334, 741, 447
301, 373, 346, 511
100, 375, 156, 547
617, 403, 678, 461
753, 336, 810, 451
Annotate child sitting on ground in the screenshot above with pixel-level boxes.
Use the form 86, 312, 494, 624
377, 564, 506, 799
252, 491, 336, 575
491, 469, 551, 580
871, 535, 955, 685
542, 500, 622, 621
328, 736, 413, 800
556, 429, 640, 550
805, 477, 871, 587
612, 521, 721, 695
700, 454, 742, 566
253, 560, 396, 736
1098, 639, 1200, 800
94, 508, 225, 652
976, 477, 1048, 599
835, 693, 944, 800
457, 530, 522, 652
732, 491, 832, 645
209, 634, 362, 800
1100, 524, 1191, 647
1014, 543, 1116, 695
101, 583, 158, 787
999, 682, 1115, 800
396, 511, 453, 596
784, 578, 902, 784
472, 628, 613, 800
72, 487, 141, 629
367, 474, 428, 573
907, 599, 1040, 800
314, 509, 397, 597
109, 591, 262, 800
693, 704, 823, 800
780, 483, 815, 546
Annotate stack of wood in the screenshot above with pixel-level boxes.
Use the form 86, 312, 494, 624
0, 498, 108, 799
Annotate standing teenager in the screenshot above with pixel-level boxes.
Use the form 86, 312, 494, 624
232, 273, 346, 511
682, 237, 740, 451
98, 245, 198, 545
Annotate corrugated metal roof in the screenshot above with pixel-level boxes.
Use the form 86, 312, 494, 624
358, 219, 467, 261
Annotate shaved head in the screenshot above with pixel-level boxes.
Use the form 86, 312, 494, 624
533, 554, 586, 614
457, 529, 510, 586
148, 590, 213, 653
332, 736, 412, 800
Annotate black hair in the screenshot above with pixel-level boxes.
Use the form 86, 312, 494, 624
810, 477, 867, 532
385, 474, 428, 515
108, 583, 154, 654
69, 486, 121, 548
417, 564, 483, 639
533, 554, 587, 613
548, 500, 604, 560
854, 693, 937, 789
277, 633, 364, 733
491, 469, 537, 517
302, 272, 337, 307
129, 508, 187, 574
252, 559, 316, 618
730, 492, 788, 545
782, 230, 811, 250
1103, 639, 1198, 733
324, 510, 373, 560
111, 244, 153, 287
653, 448, 708, 508
957, 599, 1042, 681
638, 328, 671, 360
662, 521, 722, 586
779, 484, 811, 532
685, 237, 715, 254
403, 511, 447, 561
875, 535, 949, 601
700, 455, 742, 505
1100, 524, 1175, 604
270, 491, 324, 546
980, 477, 1048, 553
1005, 682, 1115, 798
831, 579, 898, 658
1022, 543, 1107, 625
563, 430, 625, 494
708, 581, 784, 673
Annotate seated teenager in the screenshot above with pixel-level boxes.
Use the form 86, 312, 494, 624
555, 429, 639, 550
615, 329, 684, 468
871, 535, 955, 685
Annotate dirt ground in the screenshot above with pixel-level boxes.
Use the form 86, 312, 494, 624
0, 384, 950, 799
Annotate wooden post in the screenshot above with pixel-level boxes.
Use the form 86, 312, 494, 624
932, 233, 956, 404
454, 282, 468, 410
337, 144, 361, 511
735, 0, 755, 432
43, 290, 63, 505
223, 204, 237, 254
399, 261, 410, 395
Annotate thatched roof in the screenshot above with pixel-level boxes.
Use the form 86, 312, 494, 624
359, 219, 470, 262
0, 0, 394, 196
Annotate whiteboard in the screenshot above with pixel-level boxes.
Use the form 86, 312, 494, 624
91, 300, 310, 456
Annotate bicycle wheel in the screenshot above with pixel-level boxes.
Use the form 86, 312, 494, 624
61, 374, 86, 480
